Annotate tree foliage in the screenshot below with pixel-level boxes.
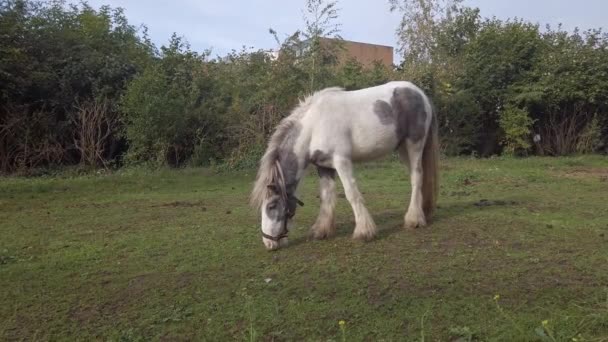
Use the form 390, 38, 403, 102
120, 35, 220, 166
389, 0, 463, 65
0, 0, 153, 172
391, 0, 608, 156
1, 0, 607, 173
300, 0, 343, 92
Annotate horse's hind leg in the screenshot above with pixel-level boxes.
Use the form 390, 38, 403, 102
399, 139, 426, 229
311, 167, 337, 239
333, 155, 376, 241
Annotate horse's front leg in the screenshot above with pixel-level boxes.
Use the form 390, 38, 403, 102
310, 166, 337, 239
333, 155, 377, 241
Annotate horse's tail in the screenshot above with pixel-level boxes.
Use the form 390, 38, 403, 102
422, 110, 439, 222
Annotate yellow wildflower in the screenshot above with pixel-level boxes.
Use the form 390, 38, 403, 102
339, 320, 346, 327
493, 294, 500, 301
542, 320, 549, 327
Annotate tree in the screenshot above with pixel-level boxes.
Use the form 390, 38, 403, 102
0, 0, 154, 172
120, 35, 220, 166
301, 0, 343, 92
389, 0, 463, 66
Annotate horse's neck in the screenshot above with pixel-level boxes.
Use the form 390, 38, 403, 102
277, 149, 301, 196
275, 118, 307, 196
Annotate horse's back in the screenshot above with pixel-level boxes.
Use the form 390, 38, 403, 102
306, 82, 428, 162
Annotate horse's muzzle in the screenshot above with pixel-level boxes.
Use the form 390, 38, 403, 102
263, 237, 288, 250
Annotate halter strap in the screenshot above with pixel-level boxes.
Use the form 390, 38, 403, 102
261, 231, 288, 242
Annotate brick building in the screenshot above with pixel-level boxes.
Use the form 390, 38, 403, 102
319, 37, 394, 68
272, 37, 394, 69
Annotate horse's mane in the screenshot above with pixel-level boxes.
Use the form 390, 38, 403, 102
249, 87, 343, 210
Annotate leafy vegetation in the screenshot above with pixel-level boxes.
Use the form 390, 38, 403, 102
2, 1, 606, 340
391, 0, 608, 157
499, 105, 535, 156
1, 0, 607, 174
0, 0, 153, 172
1, 156, 607, 340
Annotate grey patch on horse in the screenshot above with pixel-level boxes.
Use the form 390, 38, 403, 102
317, 166, 336, 179
264, 194, 283, 221
279, 122, 301, 150
275, 153, 300, 218
279, 150, 299, 193
391, 87, 427, 143
277, 123, 301, 191
272, 123, 302, 218
309, 150, 332, 167
373, 100, 395, 125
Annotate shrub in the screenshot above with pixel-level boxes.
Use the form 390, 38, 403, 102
436, 90, 482, 156
576, 113, 603, 154
120, 37, 223, 167
499, 105, 534, 156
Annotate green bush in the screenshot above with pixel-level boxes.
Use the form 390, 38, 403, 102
3, 0, 608, 174
0, 0, 153, 172
120, 36, 223, 167
435, 90, 482, 156
499, 105, 535, 156
576, 114, 603, 154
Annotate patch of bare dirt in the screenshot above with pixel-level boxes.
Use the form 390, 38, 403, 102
69, 272, 195, 325
154, 200, 206, 208
64, 202, 112, 209
557, 167, 608, 181
69, 305, 100, 324
473, 199, 518, 207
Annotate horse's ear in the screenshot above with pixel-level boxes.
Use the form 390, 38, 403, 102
267, 184, 279, 194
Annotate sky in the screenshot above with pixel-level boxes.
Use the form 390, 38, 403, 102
82, 0, 607, 61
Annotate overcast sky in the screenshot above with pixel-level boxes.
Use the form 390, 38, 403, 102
82, 0, 607, 60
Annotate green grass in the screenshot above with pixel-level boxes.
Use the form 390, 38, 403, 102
1, 155, 608, 341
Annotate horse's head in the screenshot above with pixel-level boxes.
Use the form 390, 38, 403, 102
260, 183, 303, 250
250, 118, 304, 251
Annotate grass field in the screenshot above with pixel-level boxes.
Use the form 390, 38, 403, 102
1, 155, 607, 341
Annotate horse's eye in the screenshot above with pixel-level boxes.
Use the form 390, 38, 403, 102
267, 202, 277, 210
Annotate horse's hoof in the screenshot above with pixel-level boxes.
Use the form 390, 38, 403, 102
404, 221, 417, 229
311, 232, 329, 240
404, 214, 427, 229
352, 231, 375, 242
404, 221, 427, 229
310, 227, 334, 240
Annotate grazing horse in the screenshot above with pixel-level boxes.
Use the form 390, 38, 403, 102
250, 81, 439, 250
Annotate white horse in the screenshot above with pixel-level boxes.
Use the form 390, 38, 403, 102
250, 81, 439, 250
